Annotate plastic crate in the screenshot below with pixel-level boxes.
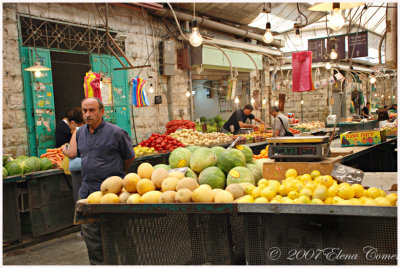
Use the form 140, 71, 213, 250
243, 213, 397, 265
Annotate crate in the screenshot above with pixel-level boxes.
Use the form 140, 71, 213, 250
239, 204, 397, 265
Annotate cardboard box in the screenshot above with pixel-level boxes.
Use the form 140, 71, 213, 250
340, 130, 386, 147
362, 172, 397, 194
262, 157, 342, 181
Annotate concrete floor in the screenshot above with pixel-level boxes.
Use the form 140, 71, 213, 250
3, 232, 90, 265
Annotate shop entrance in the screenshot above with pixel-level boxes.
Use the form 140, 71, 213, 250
50, 51, 89, 122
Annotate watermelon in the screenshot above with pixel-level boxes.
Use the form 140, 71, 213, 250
217, 149, 246, 174
235, 145, 253, 163
29, 156, 41, 171
254, 159, 270, 172
210, 146, 226, 159
186, 145, 201, 153
169, 147, 192, 168
40, 157, 53, 171
226, 166, 255, 185
199, 166, 226, 189
5, 161, 23, 176
22, 157, 39, 174
154, 164, 171, 171
246, 163, 263, 184
185, 168, 198, 180
189, 147, 217, 173
3, 167, 8, 178
3, 155, 14, 166
16, 155, 29, 161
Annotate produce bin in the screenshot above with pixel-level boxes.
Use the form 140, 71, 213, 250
237, 204, 397, 265
74, 203, 243, 265
3, 180, 22, 243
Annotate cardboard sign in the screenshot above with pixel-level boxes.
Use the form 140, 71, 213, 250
348, 32, 368, 58
340, 130, 385, 147
331, 163, 364, 185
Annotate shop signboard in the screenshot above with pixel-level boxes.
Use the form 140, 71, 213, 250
347, 31, 368, 58
308, 38, 326, 62
340, 130, 386, 147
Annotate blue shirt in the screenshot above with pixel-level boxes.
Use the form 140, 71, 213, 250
76, 119, 135, 198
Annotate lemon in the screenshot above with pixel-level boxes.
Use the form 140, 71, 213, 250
254, 197, 269, 203
339, 182, 351, 187
294, 195, 310, 204
285, 169, 297, 178
386, 193, 397, 206
281, 197, 294, 204
304, 181, 317, 191
270, 199, 280, 203
258, 183, 267, 190
285, 176, 296, 182
338, 199, 353, 205
274, 195, 283, 201
299, 188, 313, 198
324, 197, 334, 204
300, 174, 312, 182
261, 186, 277, 201
351, 184, 365, 198
242, 183, 256, 195
375, 197, 392, 206
268, 180, 281, 189
288, 190, 299, 200
278, 185, 287, 196
328, 184, 338, 197
312, 185, 328, 201
365, 187, 380, 199
333, 196, 344, 204
234, 195, 254, 203
314, 176, 324, 185
337, 185, 355, 200
310, 170, 321, 179
350, 198, 362, 206
311, 198, 324, 205
358, 196, 368, 204
363, 198, 378, 206
251, 187, 262, 199
378, 189, 386, 197
320, 175, 335, 188
258, 179, 268, 187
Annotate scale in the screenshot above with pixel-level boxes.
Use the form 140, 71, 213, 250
267, 136, 330, 161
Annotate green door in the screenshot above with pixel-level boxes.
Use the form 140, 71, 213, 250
25, 48, 56, 156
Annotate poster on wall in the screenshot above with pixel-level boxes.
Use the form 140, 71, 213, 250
101, 76, 113, 106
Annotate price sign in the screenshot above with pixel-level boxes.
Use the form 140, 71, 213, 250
331, 163, 364, 184
154, 95, 162, 104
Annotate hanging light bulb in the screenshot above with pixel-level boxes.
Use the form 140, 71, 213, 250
149, 83, 154, 94
328, 3, 345, 31
234, 97, 239, 104
274, 100, 279, 106
370, 75, 376, 84
251, 98, 255, 104
34, 70, 42, 78
301, 99, 304, 105
374, 94, 377, 97
189, 20, 203, 47
186, 90, 191, 97
262, 98, 267, 105
325, 62, 332, 70
330, 48, 338, 60
381, 94, 384, 98
25, 61, 50, 76
294, 27, 302, 48
263, 22, 274, 43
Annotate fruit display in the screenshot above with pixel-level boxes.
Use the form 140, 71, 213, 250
3, 154, 53, 178
138, 133, 184, 153
134, 145, 158, 157
291, 121, 325, 132
289, 127, 301, 134
165, 120, 196, 135
40, 147, 65, 166
169, 129, 233, 147
253, 145, 269, 159
388, 112, 397, 120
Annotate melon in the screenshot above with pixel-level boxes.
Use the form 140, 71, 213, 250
137, 163, 154, 179
101, 176, 124, 194
3, 155, 14, 166
254, 159, 270, 172
226, 167, 255, 185
39, 158, 53, 171
246, 164, 263, 184
214, 190, 234, 203
159, 191, 176, 203
5, 161, 23, 176
175, 188, 193, 203
16, 155, 29, 161
3, 167, 8, 178
176, 177, 199, 191
29, 157, 41, 171
186, 145, 201, 153
185, 168, 198, 180
192, 186, 215, 202
225, 184, 245, 200
217, 149, 246, 174
169, 147, 192, 168
151, 168, 169, 188
210, 146, 226, 159
153, 164, 171, 171
235, 145, 253, 163
22, 157, 39, 174
198, 166, 226, 189
189, 148, 217, 173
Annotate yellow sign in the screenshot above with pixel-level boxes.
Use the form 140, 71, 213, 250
177, 159, 186, 168
340, 131, 384, 147
230, 170, 240, 178
236, 145, 243, 150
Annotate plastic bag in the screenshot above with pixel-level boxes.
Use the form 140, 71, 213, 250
69, 157, 82, 172
60, 156, 71, 175
292, 51, 314, 92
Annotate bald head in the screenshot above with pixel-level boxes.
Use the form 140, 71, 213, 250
81, 97, 104, 129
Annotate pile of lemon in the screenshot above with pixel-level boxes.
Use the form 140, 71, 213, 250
235, 169, 397, 206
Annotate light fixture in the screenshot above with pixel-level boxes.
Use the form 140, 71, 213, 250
263, 22, 274, 44
274, 100, 279, 106
325, 62, 332, 70
370, 75, 376, 84
301, 99, 304, 105
234, 97, 239, 104
25, 61, 51, 78
294, 24, 302, 48
251, 98, 255, 104
189, 20, 203, 47
192, 90, 196, 95
381, 94, 384, 98
149, 83, 154, 94
328, 3, 345, 31
330, 48, 338, 60
262, 98, 267, 105
186, 89, 191, 97
374, 94, 377, 97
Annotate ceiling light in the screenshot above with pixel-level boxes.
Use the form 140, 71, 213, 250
25, 61, 51, 78
263, 22, 274, 43
330, 48, 338, 60
148, 84, 154, 93
234, 97, 239, 104
381, 94, 384, 98
325, 62, 332, 70
374, 94, 377, 97
309, 2, 365, 11
251, 98, 255, 104
274, 100, 278, 106
262, 98, 266, 105
328, 3, 345, 31
370, 75, 376, 84
189, 20, 203, 47
186, 90, 191, 97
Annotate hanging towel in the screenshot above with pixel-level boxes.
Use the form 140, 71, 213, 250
292, 51, 315, 92
84, 72, 102, 100
131, 77, 149, 107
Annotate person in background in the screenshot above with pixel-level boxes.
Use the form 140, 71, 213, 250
66, 97, 135, 265
389, 104, 397, 113
221, 104, 265, 134
269, 106, 290, 137
377, 106, 389, 122
55, 112, 72, 147
362, 102, 371, 119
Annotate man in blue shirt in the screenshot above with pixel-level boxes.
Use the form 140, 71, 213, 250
75, 97, 135, 264
221, 104, 264, 134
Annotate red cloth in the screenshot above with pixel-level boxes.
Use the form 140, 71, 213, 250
292, 51, 315, 92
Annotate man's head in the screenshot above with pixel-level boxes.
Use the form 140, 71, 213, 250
243, 104, 254, 116
81, 97, 104, 128
269, 106, 279, 117
366, 102, 371, 108
393, 104, 397, 109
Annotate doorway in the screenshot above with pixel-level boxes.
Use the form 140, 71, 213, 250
50, 51, 89, 122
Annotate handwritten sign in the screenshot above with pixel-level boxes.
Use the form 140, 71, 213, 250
348, 32, 368, 58
331, 163, 364, 185
154, 95, 162, 104
308, 38, 326, 62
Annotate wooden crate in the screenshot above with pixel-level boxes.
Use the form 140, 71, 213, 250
262, 157, 342, 181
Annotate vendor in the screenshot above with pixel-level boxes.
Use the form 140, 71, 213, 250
221, 104, 265, 134
389, 104, 397, 113
377, 106, 389, 122
362, 102, 371, 119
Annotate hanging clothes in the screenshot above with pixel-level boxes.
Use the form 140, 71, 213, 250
84, 72, 102, 100
131, 77, 149, 107
292, 51, 315, 92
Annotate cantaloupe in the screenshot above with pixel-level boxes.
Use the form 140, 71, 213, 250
123, 173, 141, 193
225, 184, 245, 200
137, 163, 154, 179
127, 193, 141, 204
192, 186, 214, 202
214, 190, 234, 203
87, 191, 103, 204
159, 191, 176, 203
101, 176, 124, 194
100, 193, 119, 204
176, 177, 199, 191
151, 168, 169, 188
140, 191, 162, 203
175, 188, 193, 203
136, 179, 156, 195
119, 191, 132, 203
161, 177, 180, 192
168, 171, 185, 180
